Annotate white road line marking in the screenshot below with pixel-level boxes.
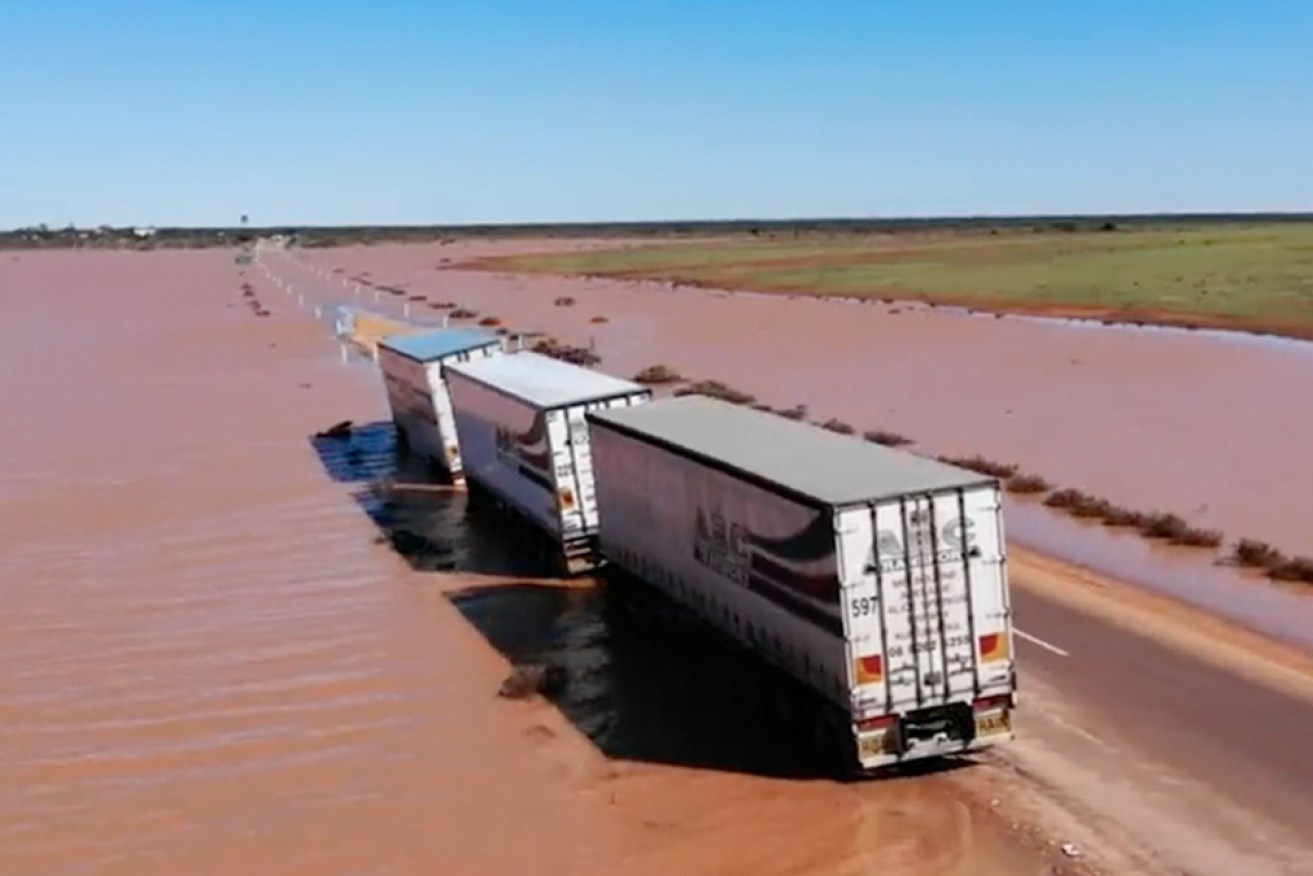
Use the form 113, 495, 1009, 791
1015, 628, 1070, 657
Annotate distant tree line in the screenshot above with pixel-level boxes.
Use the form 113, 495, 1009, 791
2, 213, 1310, 251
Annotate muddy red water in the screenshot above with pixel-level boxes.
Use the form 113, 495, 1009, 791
284, 241, 1313, 649
0, 248, 1058, 875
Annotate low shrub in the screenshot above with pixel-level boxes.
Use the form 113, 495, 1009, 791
478, 316, 503, 327
633, 364, 683, 385
531, 339, 600, 366
1043, 488, 1087, 510
820, 418, 856, 435
1232, 538, 1284, 569
1071, 497, 1115, 519
450, 307, 478, 319
673, 380, 756, 406
938, 455, 1019, 479
1005, 473, 1049, 494
864, 430, 913, 448
1139, 512, 1189, 540
1268, 556, 1313, 584
1100, 505, 1149, 528
776, 405, 808, 421
554, 296, 576, 307
589, 315, 609, 324
1172, 526, 1224, 548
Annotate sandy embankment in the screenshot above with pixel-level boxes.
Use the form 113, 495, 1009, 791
0, 248, 1076, 875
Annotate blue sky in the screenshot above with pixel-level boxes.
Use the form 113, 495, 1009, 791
3, 1, 1311, 227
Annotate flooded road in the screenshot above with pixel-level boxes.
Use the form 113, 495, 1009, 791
0, 249, 1054, 875
0, 251, 610, 874
278, 241, 1313, 649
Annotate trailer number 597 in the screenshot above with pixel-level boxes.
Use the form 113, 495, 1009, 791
850, 597, 878, 618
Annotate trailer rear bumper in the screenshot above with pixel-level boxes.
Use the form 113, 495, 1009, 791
562, 534, 603, 575
853, 697, 1015, 772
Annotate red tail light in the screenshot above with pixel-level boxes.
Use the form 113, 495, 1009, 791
854, 654, 883, 684
979, 631, 1009, 662
856, 713, 895, 733
972, 694, 1011, 712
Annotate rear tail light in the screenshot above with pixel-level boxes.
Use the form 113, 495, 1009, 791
558, 488, 576, 510
978, 631, 1010, 662
972, 694, 1012, 713
853, 654, 883, 685
856, 713, 895, 733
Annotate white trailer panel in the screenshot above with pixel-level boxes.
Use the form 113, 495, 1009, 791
376, 329, 504, 479
587, 395, 1016, 773
445, 351, 651, 573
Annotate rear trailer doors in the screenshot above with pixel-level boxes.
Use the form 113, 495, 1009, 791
838, 484, 1012, 755
546, 391, 652, 538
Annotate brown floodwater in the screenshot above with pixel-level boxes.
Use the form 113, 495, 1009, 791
0, 248, 1048, 876
281, 241, 1313, 650
0, 250, 610, 874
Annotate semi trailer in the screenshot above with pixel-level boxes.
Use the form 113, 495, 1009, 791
586, 395, 1017, 774
444, 351, 651, 574
375, 328, 505, 480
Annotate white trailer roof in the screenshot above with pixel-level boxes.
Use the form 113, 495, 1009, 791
377, 328, 501, 362
588, 395, 993, 507
445, 351, 648, 409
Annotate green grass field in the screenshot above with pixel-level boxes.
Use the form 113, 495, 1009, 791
481, 223, 1313, 338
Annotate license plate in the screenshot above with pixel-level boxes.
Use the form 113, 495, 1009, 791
857, 734, 886, 760
975, 710, 1011, 737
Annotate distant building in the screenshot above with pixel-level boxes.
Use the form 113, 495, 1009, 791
133, 226, 157, 238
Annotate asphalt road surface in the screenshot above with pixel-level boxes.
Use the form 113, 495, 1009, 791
1009, 578, 1313, 875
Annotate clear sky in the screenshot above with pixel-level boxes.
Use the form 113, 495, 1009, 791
3, 1, 1311, 227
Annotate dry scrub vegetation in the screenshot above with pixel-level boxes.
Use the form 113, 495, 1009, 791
531, 338, 600, 366
633, 364, 684, 385
1231, 538, 1313, 584
819, 418, 856, 435
673, 380, 757, 406
864, 429, 913, 448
